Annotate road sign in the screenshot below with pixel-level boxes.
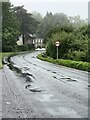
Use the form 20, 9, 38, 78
55, 41, 60, 47
55, 41, 60, 59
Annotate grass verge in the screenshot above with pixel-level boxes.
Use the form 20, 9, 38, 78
0, 51, 33, 69
37, 54, 90, 71
0, 52, 16, 69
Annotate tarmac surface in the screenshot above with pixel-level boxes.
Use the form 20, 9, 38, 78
0, 51, 88, 118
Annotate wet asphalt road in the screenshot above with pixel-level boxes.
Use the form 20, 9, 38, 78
1, 51, 88, 118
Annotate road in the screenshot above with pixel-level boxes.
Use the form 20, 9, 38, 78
1, 51, 88, 118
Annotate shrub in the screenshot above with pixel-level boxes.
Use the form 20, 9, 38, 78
2, 46, 15, 52
37, 53, 89, 71
46, 25, 88, 62
64, 50, 88, 62
27, 44, 35, 50
46, 31, 74, 59
15, 45, 29, 51
15, 44, 34, 52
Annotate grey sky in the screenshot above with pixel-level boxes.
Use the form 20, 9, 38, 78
10, 0, 88, 20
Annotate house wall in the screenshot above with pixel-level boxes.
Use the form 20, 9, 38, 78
16, 35, 23, 45
24, 38, 33, 45
33, 38, 43, 48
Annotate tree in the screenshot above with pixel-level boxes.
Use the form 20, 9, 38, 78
13, 6, 39, 44
37, 12, 72, 41
2, 2, 20, 52
31, 11, 43, 22
69, 15, 88, 28
45, 25, 73, 43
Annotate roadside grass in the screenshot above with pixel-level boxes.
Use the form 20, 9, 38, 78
0, 51, 32, 69
37, 54, 90, 71
0, 52, 15, 69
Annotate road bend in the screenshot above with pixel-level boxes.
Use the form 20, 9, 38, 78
1, 51, 88, 118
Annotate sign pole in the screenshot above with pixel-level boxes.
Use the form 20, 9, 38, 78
55, 41, 60, 60
57, 46, 58, 59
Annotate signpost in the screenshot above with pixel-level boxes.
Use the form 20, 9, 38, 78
55, 41, 60, 59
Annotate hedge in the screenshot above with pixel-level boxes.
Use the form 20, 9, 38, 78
37, 54, 90, 71
2, 44, 35, 52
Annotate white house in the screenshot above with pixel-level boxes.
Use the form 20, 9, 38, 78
16, 35, 23, 45
16, 34, 44, 48
33, 38, 44, 48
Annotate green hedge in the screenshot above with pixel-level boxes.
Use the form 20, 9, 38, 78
37, 54, 90, 71
2, 44, 35, 52
15, 44, 35, 52
2, 46, 15, 52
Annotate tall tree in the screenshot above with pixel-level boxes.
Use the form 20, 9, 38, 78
13, 6, 39, 44
2, 2, 20, 52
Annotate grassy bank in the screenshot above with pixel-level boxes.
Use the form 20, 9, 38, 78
0, 52, 16, 69
37, 54, 90, 71
0, 51, 33, 69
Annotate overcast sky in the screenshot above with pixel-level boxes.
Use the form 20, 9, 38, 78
10, 0, 89, 19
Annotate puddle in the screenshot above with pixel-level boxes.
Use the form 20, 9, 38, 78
29, 62, 32, 64
22, 73, 35, 79
23, 67, 29, 70
8, 64, 22, 73
8, 63, 34, 84
52, 71, 57, 74
67, 79, 77, 82
53, 76, 58, 79
61, 78, 77, 82
8, 64, 14, 70
26, 76, 32, 82
33, 64, 37, 66
29, 88, 42, 92
25, 84, 31, 89
22, 72, 35, 83
26, 73, 35, 79
5, 54, 35, 86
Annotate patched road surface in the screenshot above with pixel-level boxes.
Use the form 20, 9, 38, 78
1, 51, 88, 118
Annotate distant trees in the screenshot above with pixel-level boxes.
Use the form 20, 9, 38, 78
37, 12, 72, 41
69, 15, 88, 28
31, 11, 43, 22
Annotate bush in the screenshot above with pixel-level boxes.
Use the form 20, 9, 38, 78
27, 44, 35, 50
15, 45, 29, 51
2, 44, 35, 52
15, 44, 35, 52
63, 50, 88, 62
2, 46, 15, 52
37, 53, 89, 71
46, 31, 74, 59
46, 25, 88, 62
